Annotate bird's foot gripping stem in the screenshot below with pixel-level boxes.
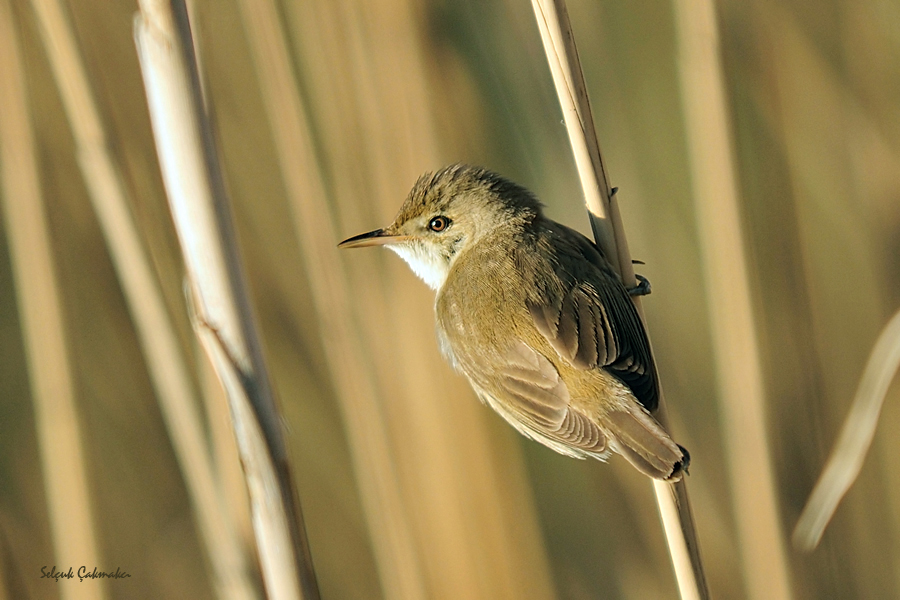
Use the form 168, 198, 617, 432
627, 274, 651, 297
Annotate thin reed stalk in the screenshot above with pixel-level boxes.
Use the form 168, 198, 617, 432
134, 2, 319, 598
27, 1, 258, 597
673, 1, 792, 599
232, 1, 428, 598
234, 1, 558, 598
0, 3, 105, 599
793, 307, 900, 549
198, 339, 256, 555
529, 1, 709, 598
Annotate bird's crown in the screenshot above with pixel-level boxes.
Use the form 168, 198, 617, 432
394, 164, 544, 230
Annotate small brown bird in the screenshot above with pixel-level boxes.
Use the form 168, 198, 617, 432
339, 165, 688, 481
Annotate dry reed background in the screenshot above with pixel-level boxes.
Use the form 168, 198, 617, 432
0, 0, 898, 599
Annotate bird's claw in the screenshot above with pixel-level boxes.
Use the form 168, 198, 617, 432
628, 274, 651, 296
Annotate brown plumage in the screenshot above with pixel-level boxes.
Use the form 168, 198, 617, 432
340, 165, 689, 481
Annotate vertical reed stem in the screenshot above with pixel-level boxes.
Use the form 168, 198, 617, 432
134, 1, 319, 598
28, 0, 258, 596
233, 1, 430, 598
0, 3, 106, 599
673, 0, 792, 598
530, 1, 710, 598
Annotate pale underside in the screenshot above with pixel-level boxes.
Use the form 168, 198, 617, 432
388, 242, 450, 291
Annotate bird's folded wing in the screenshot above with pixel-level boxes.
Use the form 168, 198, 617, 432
491, 340, 606, 455
525, 223, 659, 411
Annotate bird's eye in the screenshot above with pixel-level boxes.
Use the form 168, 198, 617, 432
428, 216, 451, 232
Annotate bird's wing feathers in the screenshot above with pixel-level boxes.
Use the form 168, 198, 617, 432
499, 339, 569, 426
525, 223, 659, 411
490, 340, 607, 456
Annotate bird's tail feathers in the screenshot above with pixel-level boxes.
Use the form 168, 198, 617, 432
606, 406, 689, 481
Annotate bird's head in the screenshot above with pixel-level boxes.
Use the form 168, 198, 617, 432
339, 164, 543, 290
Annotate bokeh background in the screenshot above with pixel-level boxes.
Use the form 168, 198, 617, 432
1, 0, 899, 599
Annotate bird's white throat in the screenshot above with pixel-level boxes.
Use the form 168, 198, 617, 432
388, 243, 451, 291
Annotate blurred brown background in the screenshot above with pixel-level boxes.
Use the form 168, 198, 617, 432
1, 0, 899, 599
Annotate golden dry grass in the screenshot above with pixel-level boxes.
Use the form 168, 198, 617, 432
1, 0, 899, 599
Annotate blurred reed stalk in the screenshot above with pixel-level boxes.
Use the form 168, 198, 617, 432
793, 307, 900, 549
187, 0, 256, 564
0, 3, 106, 599
672, 0, 792, 599
27, 0, 259, 597
232, 0, 428, 598
233, 0, 559, 598
529, 1, 709, 599
134, 1, 319, 598
198, 336, 257, 557
752, 0, 898, 559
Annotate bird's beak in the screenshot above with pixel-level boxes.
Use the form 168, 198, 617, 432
338, 228, 408, 248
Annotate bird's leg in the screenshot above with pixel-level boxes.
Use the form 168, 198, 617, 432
628, 274, 652, 296
609, 186, 651, 297
677, 445, 691, 475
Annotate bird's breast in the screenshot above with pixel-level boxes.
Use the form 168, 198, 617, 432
435, 243, 538, 376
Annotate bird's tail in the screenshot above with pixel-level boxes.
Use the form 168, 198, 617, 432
605, 405, 689, 481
